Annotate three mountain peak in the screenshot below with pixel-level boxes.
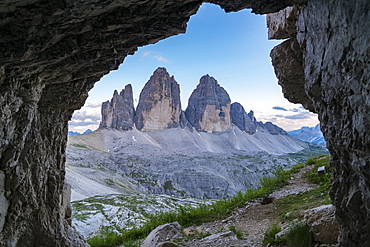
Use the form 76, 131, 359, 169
99, 67, 286, 135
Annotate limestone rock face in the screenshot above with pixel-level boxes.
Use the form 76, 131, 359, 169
230, 103, 257, 134
99, 84, 135, 131
135, 68, 182, 131
268, 1, 370, 245
185, 75, 232, 133
266, 6, 298, 39
270, 39, 314, 112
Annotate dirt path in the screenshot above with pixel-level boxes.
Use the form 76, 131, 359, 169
181, 165, 316, 247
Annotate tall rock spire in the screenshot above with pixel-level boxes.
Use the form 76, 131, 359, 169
134, 67, 182, 131
230, 102, 257, 135
99, 84, 135, 130
185, 75, 232, 133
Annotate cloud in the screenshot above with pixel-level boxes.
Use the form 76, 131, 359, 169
154, 55, 169, 63
285, 113, 311, 120
141, 50, 170, 63
258, 106, 319, 131
68, 102, 101, 131
273, 106, 288, 111
142, 51, 152, 57
84, 102, 102, 108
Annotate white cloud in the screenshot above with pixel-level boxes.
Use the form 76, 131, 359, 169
259, 106, 319, 131
141, 50, 170, 63
154, 55, 169, 63
68, 102, 101, 132
142, 51, 152, 57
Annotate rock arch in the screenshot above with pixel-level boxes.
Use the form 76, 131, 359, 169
0, 0, 369, 246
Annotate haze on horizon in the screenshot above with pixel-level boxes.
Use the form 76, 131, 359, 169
69, 3, 319, 133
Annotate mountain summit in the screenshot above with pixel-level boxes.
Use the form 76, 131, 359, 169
134, 67, 182, 131
99, 67, 287, 136
185, 75, 232, 133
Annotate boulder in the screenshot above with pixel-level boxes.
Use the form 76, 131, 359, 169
304, 205, 339, 244
140, 222, 182, 247
135, 68, 182, 131
185, 75, 232, 133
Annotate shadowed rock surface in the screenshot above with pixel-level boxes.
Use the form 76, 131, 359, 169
185, 75, 232, 133
135, 68, 181, 131
268, 1, 370, 245
99, 84, 135, 131
0, 0, 369, 246
230, 102, 257, 135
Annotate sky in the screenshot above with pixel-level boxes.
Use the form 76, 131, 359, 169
68, 3, 319, 133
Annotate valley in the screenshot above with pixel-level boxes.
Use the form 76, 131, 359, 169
66, 128, 326, 238
66, 67, 327, 239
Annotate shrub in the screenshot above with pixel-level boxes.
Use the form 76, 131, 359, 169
263, 223, 283, 246
285, 221, 314, 247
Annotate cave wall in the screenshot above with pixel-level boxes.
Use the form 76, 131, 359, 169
0, 0, 305, 246
0, 0, 368, 246
269, 0, 370, 246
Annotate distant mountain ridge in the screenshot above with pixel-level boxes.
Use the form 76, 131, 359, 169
288, 124, 326, 145
99, 67, 288, 136
68, 129, 92, 136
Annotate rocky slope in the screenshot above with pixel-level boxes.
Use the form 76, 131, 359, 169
66, 127, 307, 197
72, 193, 210, 238
288, 124, 326, 145
66, 132, 326, 238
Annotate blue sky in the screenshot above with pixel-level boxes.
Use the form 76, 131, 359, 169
69, 3, 318, 133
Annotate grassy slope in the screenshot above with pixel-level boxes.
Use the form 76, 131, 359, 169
87, 155, 331, 247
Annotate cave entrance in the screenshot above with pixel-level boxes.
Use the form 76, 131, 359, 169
68, 3, 318, 134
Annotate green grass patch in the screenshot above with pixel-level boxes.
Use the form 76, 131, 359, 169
71, 143, 89, 149
239, 156, 254, 159
229, 225, 243, 239
263, 223, 283, 246
276, 155, 331, 221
